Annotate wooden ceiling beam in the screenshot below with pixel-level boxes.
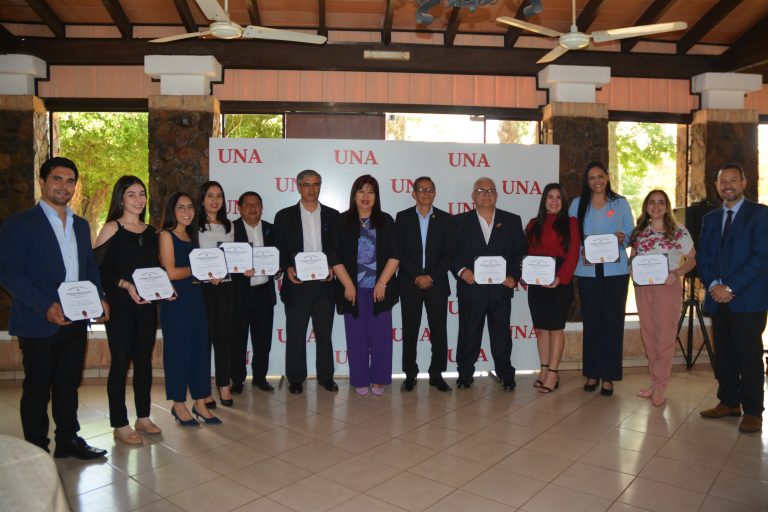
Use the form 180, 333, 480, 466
3, 38, 716, 80
713, 14, 768, 73
382, 0, 395, 45
244, 0, 261, 26
677, 0, 743, 55
100, 0, 132, 39
25, 0, 65, 39
622, 0, 675, 53
318, 0, 327, 37
503, 1, 528, 49
444, 8, 462, 47
172, 0, 198, 34
575, 0, 607, 32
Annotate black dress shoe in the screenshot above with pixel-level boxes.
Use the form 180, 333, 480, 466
400, 378, 415, 392
501, 379, 516, 392
289, 383, 303, 394
54, 437, 107, 460
600, 381, 614, 397
253, 380, 275, 392
583, 379, 599, 392
429, 378, 452, 392
456, 377, 472, 389
321, 380, 339, 392
231, 382, 244, 394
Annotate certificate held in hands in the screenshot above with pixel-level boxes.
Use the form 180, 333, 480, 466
189, 248, 228, 281
132, 267, 175, 300
220, 242, 253, 273
58, 281, 103, 320
253, 246, 280, 276
632, 254, 669, 286
584, 234, 620, 264
295, 252, 329, 281
474, 256, 506, 285
522, 256, 556, 286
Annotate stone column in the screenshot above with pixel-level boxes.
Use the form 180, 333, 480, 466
538, 65, 610, 202
145, 56, 223, 227
687, 72, 761, 204
0, 55, 49, 331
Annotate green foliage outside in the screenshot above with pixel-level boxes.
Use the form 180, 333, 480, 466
224, 114, 283, 138
58, 112, 149, 238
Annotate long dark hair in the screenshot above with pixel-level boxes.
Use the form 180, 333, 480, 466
344, 174, 386, 228
105, 175, 147, 223
527, 183, 571, 251
195, 181, 231, 234
630, 189, 678, 244
161, 191, 195, 238
576, 161, 621, 238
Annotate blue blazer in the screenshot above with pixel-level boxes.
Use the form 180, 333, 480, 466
696, 200, 768, 314
0, 203, 103, 337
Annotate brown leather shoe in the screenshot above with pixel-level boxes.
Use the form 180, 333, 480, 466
700, 404, 742, 419
739, 415, 763, 433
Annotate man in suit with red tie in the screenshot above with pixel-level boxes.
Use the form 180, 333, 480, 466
697, 163, 768, 433
452, 177, 527, 391
395, 177, 455, 392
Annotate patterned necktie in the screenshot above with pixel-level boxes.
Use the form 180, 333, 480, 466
721, 209, 733, 246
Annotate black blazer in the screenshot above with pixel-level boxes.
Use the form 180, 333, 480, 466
273, 202, 340, 306
395, 206, 454, 297
231, 217, 277, 306
334, 212, 400, 316
452, 208, 527, 301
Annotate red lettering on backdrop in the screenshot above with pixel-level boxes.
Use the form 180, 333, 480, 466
508, 324, 537, 340
276, 328, 287, 343
334, 150, 379, 165
275, 177, 296, 192
390, 179, 414, 193
391, 327, 402, 342
335, 350, 348, 365
307, 329, 316, 343
448, 202, 475, 215
447, 300, 459, 315
478, 348, 489, 362
447, 348, 456, 363
501, 180, 542, 195
226, 199, 239, 215
419, 327, 431, 341
448, 152, 490, 168
218, 148, 263, 164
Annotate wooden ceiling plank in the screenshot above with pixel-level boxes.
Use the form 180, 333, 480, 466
444, 7, 462, 47
318, 0, 327, 37
677, 0, 744, 55
100, 0, 132, 39
575, 0, 608, 32
382, 0, 395, 46
172, 0, 198, 34
622, 0, 675, 53
244, 0, 261, 26
24, 0, 65, 39
713, 14, 768, 73
504, 1, 528, 49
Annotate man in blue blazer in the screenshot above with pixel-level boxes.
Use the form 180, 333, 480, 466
0, 157, 109, 458
697, 163, 768, 433
231, 191, 278, 393
452, 177, 527, 391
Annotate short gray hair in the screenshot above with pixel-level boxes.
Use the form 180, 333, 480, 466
297, 169, 322, 185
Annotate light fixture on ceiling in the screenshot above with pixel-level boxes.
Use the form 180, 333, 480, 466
364, 50, 411, 61
523, 0, 543, 18
416, 0, 499, 26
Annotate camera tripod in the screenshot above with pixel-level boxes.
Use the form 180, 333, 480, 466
675, 276, 715, 371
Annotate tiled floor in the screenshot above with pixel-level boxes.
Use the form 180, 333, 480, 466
1, 367, 767, 512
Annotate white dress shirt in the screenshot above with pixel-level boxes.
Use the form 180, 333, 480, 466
300, 204, 323, 252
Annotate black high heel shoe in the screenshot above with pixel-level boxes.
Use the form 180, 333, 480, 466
534, 364, 549, 389
191, 406, 222, 425
171, 406, 199, 427
600, 381, 614, 396
538, 369, 559, 394
583, 378, 599, 392
218, 388, 233, 407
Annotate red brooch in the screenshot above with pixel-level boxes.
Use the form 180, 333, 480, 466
607, 209, 615, 218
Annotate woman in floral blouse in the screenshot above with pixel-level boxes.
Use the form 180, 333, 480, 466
630, 190, 696, 406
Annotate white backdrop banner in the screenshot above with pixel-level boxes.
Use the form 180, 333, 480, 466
210, 138, 559, 377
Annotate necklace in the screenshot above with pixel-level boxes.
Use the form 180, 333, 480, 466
360, 217, 371, 228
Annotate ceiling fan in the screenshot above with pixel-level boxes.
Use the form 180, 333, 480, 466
497, 0, 686, 64
149, 0, 327, 45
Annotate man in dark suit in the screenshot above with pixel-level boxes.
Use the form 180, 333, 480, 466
231, 191, 277, 394
395, 176, 455, 392
452, 177, 527, 391
273, 170, 340, 394
697, 163, 768, 433
0, 157, 108, 459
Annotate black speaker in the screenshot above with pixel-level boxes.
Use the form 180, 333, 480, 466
673, 201, 717, 279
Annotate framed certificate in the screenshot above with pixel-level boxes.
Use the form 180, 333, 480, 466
253, 246, 280, 276
220, 242, 253, 273
132, 267, 175, 301
522, 256, 556, 286
57, 281, 103, 321
584, 234, 620, 264
632, 254, 669, 286
474, 256, 506, 285
295, 251, 329, 281
189, 248, 228, 281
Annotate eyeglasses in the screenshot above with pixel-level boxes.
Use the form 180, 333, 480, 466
415, 187, 435, 194
175, 204, 194, 212
474, 188, 497, 196
299, 182, 321, 189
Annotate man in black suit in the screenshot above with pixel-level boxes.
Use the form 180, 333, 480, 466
273, 170, 340, 394
395, 176, 455, 392
452, 177, 527, 391
231, 192, 278, 394
0, 157, 108, 459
